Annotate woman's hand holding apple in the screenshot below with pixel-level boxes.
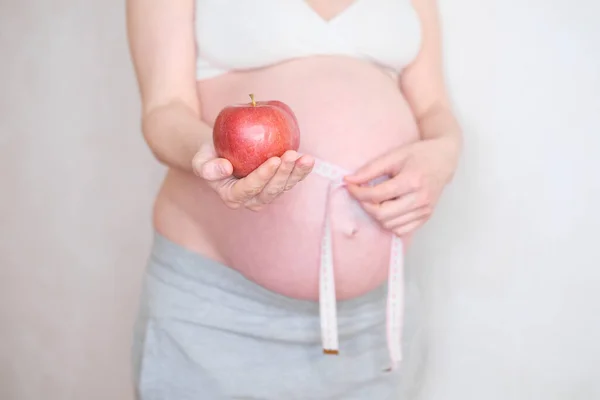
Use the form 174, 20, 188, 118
192, 146, 314, 211
193, 94, 313, 211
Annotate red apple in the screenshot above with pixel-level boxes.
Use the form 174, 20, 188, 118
213, 94, 301, 178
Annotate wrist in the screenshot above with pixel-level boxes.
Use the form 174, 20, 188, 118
142, 101, 213, 172
438, 131, 462, 160
436, 134, 462, 183
416, 104, 463, 177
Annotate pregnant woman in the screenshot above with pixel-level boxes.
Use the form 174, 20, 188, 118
127, 0, 462, 398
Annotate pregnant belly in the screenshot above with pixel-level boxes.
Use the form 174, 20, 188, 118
193, 56, 419, 300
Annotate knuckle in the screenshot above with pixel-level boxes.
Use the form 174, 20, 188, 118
223, 193, 241, 206
225, 201, 241, 210
386, 179, 402, 196
259, 196, 274, 205
384, 186, 397, 200
246, 185, 263, 198
192, 158, 207, 177
265, 186, 282, 198
410, 175, 423, 190
246, 204, 263, 212
373, 208, 386, 221
371, 191, 387, 204
218, 190, 233, 203
419, 190, 432, 205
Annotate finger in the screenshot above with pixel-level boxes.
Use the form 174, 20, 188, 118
344, 149, 408, 184
227, 157, 281, 204
393, 218, 428, 237
244, 153, 314, 211
347, 174, 420, 204
243, 196, 266, 212
192, 143, 216, 175
283, 154, 315, 190
256, 150, 298, 204
192, 144, 233, 181
379, 207, 432, 230
362, 192, 422, 221
197, 159, 234, 181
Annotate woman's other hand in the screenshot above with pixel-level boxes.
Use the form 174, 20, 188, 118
192, 144, 314, 211
344, 137, 460, 237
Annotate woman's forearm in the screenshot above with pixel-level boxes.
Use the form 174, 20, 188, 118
142, 101, 213, 173
418, 102, 462, 143
418, 104, 462, 155
415, 103, 463, 183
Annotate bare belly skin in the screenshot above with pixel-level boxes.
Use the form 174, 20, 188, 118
153, 56, 420, 300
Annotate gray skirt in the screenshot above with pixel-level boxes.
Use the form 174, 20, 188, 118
132, 233, 425, 400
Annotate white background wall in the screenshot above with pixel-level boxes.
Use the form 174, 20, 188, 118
1, 1, 598, 399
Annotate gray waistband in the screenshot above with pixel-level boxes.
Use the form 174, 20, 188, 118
147, 232, 387, 316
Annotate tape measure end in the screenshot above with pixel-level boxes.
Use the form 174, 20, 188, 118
323, 349, 339, 355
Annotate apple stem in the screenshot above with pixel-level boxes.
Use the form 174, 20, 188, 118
249, 93, 256, 107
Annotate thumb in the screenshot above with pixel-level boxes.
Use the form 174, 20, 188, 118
344, 149, 408, 184
192, 144, 233, 181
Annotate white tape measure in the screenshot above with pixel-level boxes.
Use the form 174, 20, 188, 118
311, 158, 405, 371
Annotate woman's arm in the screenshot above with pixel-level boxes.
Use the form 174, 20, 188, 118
344, 0, 463, 236
401, 0, 462, 164
126, 0, 314, 210
126, 0, 209, 172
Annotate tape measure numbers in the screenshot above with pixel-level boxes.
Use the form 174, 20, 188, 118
312, 158, 405, 371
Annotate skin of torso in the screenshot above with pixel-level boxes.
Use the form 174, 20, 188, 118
152, 54, 420, 301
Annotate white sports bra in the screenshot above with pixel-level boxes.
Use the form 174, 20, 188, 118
194, 0, 422, 80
